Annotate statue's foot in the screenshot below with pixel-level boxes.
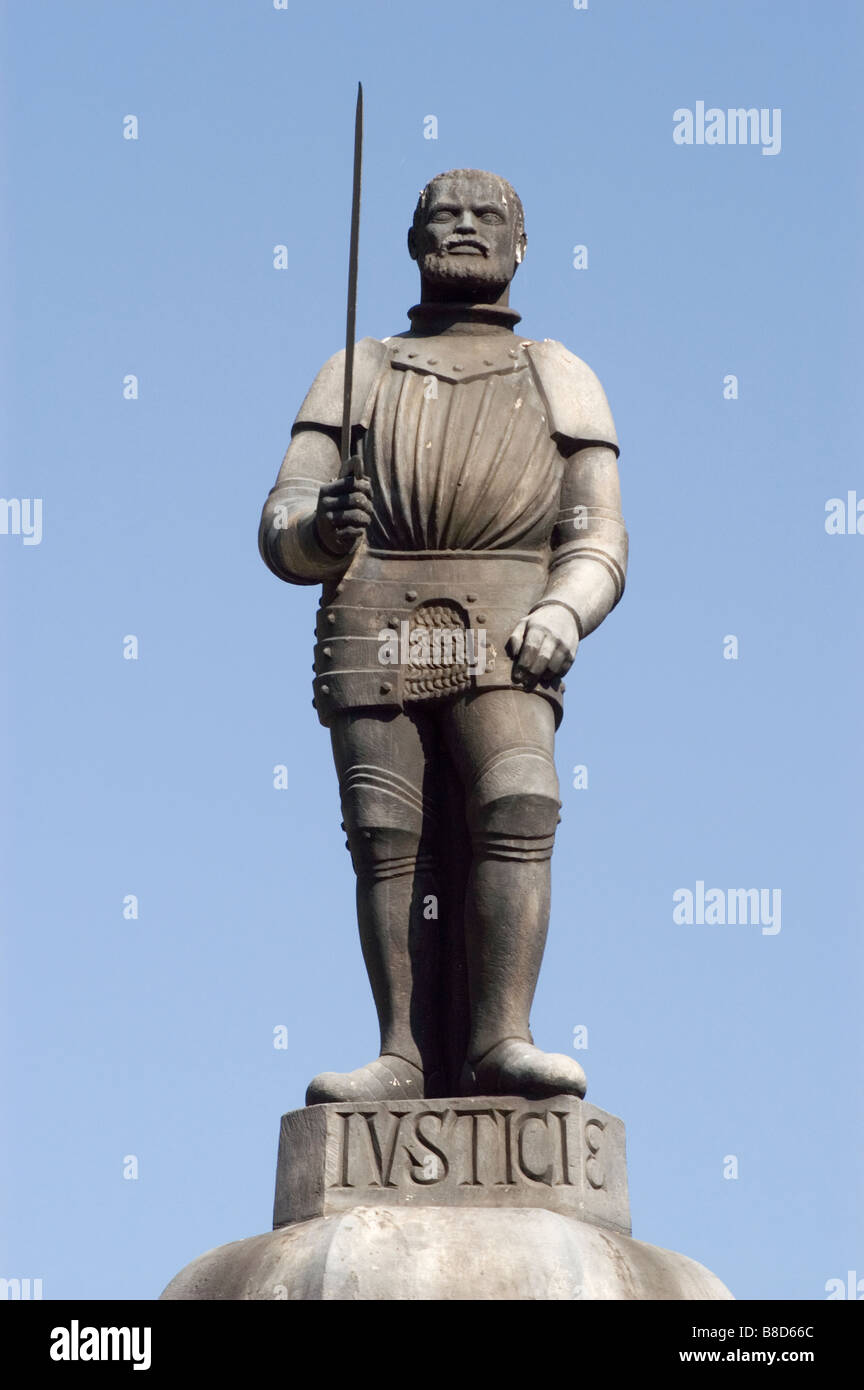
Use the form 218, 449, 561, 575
460, 1038, 588, 1100
305, 1054, 425, 1105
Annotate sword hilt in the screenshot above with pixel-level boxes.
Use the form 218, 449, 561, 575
339, 432, 365, 483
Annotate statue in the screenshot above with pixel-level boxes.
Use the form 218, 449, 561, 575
258, 167, 627, 1107
164, 147, 733, 1304
163, 136, 733, 1304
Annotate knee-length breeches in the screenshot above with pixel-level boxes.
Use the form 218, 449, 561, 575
330, 688, 561, 880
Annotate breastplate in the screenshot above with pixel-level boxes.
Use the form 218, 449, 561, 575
363, 335, 563, 553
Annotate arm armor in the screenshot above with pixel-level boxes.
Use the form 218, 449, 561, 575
525, 342, 627, 637
258, 338, 389, 585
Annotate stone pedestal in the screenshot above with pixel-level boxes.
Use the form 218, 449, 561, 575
160, 1097, 733, 1301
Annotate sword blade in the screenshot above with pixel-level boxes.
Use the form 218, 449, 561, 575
340, 81, 363, 478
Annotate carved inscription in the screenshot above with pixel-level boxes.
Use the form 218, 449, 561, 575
331, 1104, 590, 1191
274, 1096, 630, 1234
585, 1116, 606, 1191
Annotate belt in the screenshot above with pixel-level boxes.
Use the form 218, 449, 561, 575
311, 548, 564, 726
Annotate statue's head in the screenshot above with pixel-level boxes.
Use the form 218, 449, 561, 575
408, 169, 526, 299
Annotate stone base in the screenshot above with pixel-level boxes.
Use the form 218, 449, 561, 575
160, 1098, 733, 1301
273, 1095, 630, 1233
160, 1206, 732, 1301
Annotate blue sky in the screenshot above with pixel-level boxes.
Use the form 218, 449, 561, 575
1, 0, 861, 1300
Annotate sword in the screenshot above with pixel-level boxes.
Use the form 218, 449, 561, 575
340, 82, 364, 481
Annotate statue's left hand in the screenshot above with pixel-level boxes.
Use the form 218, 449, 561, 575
506, 603, 580, 687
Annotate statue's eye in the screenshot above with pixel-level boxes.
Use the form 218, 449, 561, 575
480, 212, 504, 224
429, 209, 455, 222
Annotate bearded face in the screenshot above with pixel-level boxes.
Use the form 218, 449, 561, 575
409, 172, 526, 297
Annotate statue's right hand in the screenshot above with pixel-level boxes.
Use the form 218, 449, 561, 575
314, 471, 373, 555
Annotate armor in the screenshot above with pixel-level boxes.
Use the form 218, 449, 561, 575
261, 329, 625, 728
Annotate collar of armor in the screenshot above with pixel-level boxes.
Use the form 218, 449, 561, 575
406, 301, 522, 335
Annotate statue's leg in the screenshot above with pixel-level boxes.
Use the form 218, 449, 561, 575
443, 688, 587, 1100
305, 706, 443, 1104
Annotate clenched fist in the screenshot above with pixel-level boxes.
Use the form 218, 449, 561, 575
506, 602, 580, 688
315, 467, 374, 556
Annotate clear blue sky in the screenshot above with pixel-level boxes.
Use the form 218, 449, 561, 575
1, 0, 861, 1301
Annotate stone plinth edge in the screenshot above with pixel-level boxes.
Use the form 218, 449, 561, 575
160, 1206, 733, 1301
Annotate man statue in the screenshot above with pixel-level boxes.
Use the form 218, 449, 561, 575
258, 169, 627, 1106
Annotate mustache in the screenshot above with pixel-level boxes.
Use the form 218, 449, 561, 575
439, 235, 490, 255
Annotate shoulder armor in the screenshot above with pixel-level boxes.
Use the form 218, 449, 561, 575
523, 340, 619, 455
292, 337, 390, 434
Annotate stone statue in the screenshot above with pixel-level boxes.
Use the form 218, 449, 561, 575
258, 168, 627, 1107
164, 161, 733, 1303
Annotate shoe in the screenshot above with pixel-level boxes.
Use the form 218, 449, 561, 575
460, 1038, 587, 1100
305, 1054, 425, 1105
